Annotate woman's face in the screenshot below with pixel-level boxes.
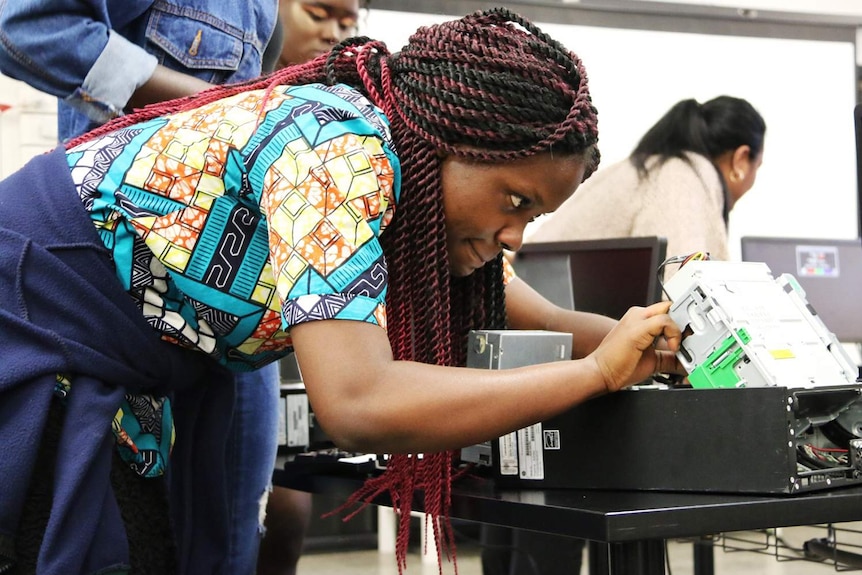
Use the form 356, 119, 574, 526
730, 148, 764, 209
278, 0, 359, 67
718, 144, 765, 210
441, 152, 588, 277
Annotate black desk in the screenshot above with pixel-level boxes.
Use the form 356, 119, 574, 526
274, 466, 862, 574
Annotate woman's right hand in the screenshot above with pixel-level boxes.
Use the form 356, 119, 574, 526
587, 301, 683, 393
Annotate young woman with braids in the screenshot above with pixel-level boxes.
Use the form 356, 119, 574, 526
0, 8, 682, 575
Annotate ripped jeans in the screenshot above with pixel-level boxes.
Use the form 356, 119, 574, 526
225, 362, 281, 575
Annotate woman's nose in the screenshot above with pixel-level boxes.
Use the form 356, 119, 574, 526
321, 20, 341, 43
497, 226, 524, 253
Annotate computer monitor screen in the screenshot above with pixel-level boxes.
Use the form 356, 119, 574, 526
741, 236, 862, 343
512, 237, 668, 319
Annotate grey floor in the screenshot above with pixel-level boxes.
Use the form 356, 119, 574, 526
294, 518, 862, 574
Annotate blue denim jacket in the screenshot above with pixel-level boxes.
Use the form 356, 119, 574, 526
0, 0, 276, 141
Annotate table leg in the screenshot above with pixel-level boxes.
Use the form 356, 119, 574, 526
588, 540, 666, 575
692, 538, 715, 575
376, 506, 436, 564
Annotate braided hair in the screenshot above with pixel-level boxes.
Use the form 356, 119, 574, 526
67, 7, 599, 572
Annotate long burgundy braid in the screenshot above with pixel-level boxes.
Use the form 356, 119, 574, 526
65, 7, 599, 574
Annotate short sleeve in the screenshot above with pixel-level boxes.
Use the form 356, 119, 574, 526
503, 255, 516, 285
262, 131, 397, 331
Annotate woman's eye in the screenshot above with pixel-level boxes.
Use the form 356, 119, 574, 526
509, 194, 531, 209
303, 6, 328, 21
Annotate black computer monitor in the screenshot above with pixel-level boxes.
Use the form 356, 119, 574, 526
740, 236, 862, 343
512, 236, 668, 319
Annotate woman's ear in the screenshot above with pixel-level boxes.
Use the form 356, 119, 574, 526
730, 145, 752, 181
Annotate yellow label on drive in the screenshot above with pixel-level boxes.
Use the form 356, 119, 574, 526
770, 349, 795, 359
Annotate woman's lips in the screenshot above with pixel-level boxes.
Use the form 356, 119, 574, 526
469, 240, 495, 266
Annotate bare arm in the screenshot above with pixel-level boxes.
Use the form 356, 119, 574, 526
506, 274, 684, 373
290, 301, 680, 455
126, 65, 214, 111
505, 275, 618, 358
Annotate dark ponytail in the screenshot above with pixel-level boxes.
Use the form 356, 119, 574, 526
630, 95, 765, 177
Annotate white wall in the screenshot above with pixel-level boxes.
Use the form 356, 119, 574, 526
361, 10, 859, 259
0, 75, 58, 179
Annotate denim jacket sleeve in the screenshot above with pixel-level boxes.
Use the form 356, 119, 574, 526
0, 0, 155, 120
0, 0, 276, 127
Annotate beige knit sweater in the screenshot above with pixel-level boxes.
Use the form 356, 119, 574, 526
528, 152, 729, 264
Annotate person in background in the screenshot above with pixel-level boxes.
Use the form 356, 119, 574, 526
257, 2, 361, 574
0, 0, 277, 142
0, 8, 683, 574
528, 96, 766, 269
272, 0, 361, 70
0, 3, 281, 574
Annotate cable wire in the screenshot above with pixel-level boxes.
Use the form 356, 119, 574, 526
657, 251, 711, 300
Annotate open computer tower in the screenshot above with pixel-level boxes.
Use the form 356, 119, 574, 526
480, 260, 862, 495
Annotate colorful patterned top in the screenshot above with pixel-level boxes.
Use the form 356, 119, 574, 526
67, 83, 401, 371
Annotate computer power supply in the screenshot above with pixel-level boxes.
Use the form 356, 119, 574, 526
462, 330, 572, 468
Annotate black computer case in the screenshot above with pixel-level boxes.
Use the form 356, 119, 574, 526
491, 384, 862, 495
467, 329, 862, 495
